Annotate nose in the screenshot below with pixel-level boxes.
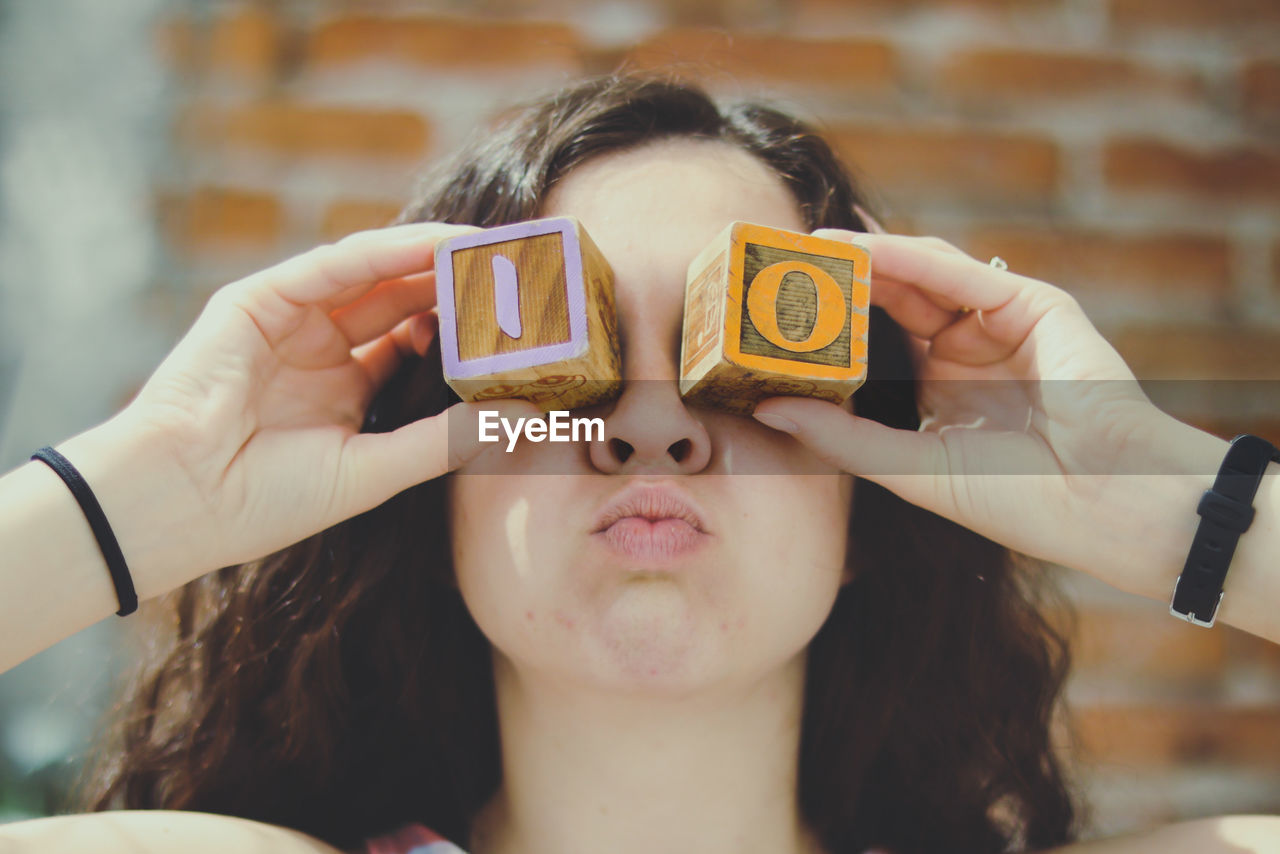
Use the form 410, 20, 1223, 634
588, 376, 713, 475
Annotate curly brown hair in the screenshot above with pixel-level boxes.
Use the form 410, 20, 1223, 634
81, 74, 1082, 854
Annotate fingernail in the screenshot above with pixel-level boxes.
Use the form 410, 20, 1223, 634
753, 412, 798, 434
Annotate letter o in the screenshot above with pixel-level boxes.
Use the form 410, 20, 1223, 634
745, 261, 846, 353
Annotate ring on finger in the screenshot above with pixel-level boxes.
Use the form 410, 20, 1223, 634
957, 257, 1008, 315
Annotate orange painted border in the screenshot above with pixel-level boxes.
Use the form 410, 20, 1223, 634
724, 222, 871, 379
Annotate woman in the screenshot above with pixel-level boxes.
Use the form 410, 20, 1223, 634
0, 75, 1276, 854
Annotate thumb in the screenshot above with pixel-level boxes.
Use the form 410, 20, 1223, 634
752, 396, 948, 509
338, 399, 543, 512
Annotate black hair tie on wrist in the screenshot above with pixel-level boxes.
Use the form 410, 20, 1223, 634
1170, 433, 1280, 628
31, 446, 138, 617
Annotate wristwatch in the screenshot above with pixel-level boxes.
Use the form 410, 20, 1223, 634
1170, 433, 1280, 627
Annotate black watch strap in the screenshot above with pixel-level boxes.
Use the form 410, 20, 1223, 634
1170, 433, 1280, 627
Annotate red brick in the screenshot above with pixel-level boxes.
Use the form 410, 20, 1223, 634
321, 200, 405, 242
1109, 326, 1280, 380
1109, 0, 1280, 33
625, 29, 898, 91
795, 0, 1064, 35
1073, 704, 1280, 767
1274, 239, 1280, 295
166, 186, 284, 249
206, 7, 280, 80
155, 13, 199, 74
800, 0, 1057, 13
180, 102, 431, 159
1243, 60, 1280, 125
307, 16, 581, 71
654, 0, 779, 26
937, 49, 1200, 104
154, 10, 280, 80
1105, 139, 1280, 202
965, 226, 1230, 297
827, 124, 1059, 208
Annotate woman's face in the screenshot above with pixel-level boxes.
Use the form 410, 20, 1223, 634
448, 139, 854, 691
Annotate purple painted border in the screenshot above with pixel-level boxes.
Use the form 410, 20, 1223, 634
436, 217, 588, 379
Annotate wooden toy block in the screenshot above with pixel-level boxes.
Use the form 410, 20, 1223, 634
436, 215, 621, 412
680, 221, 870, 415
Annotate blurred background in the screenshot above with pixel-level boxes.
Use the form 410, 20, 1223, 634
0, 0, 1277, 838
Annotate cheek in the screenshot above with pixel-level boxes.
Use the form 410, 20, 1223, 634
761, 475, 852, 567
454, 436, 583, 476
448, 475, 574, 633
448, 477, 529, 617
730, 474, 852, 620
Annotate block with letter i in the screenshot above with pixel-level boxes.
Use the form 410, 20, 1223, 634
435, 215, 622, 411
680, 222, 870, 415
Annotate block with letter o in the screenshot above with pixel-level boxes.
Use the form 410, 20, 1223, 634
435, 215, 621, 411
680, 221, 870, 414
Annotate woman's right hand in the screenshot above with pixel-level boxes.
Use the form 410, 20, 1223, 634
103, 221, 534, 592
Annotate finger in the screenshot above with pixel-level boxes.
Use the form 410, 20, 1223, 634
815, 228, 968, 259
752, 396, 953, 513
853, 233, 1037, 312
401, 310, 439, 358
904, 330, 930, 375
351, 312, 437, 389
852, 205, 886, 234
273, 224, 462, 305
231, 222, 476, 322
877, 273, 966, 313
926, 310, 1022, 366
815, 228, 967, 313
809, 230, 949, 368
815, 230, 1029, 312
871, 276, 962, 340
336, 400, 544, 510
824, 231, 1085, 366
329, 270, 437, 347
352, 333, 402, 392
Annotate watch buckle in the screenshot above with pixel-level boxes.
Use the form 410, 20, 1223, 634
1169, 575, 1223, 628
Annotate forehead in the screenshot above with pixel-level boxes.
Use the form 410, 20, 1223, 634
539, 139, 807, 274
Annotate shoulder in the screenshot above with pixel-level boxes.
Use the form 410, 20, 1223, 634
0, 810, 344, 853
1035, 816, 1280, 854
364, 823, 468, 854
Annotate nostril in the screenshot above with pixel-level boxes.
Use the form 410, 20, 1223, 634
609, 437, 634, 463
667, 438, 692, 463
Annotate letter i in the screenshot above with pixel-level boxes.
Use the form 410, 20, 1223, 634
493, 254, 522, 339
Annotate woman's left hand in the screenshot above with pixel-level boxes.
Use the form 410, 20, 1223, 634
752, 231, 1229, 604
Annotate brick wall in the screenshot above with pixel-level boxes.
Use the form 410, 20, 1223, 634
155, 0, 1280, 839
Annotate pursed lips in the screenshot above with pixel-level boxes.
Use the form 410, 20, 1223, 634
591, 483, 711, 562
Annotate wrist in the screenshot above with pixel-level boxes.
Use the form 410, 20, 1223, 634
1211, 438, 1280, 639
54, 408, 211, 603
1089, 411, 1280, 640
1080, 410, 1229, 603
